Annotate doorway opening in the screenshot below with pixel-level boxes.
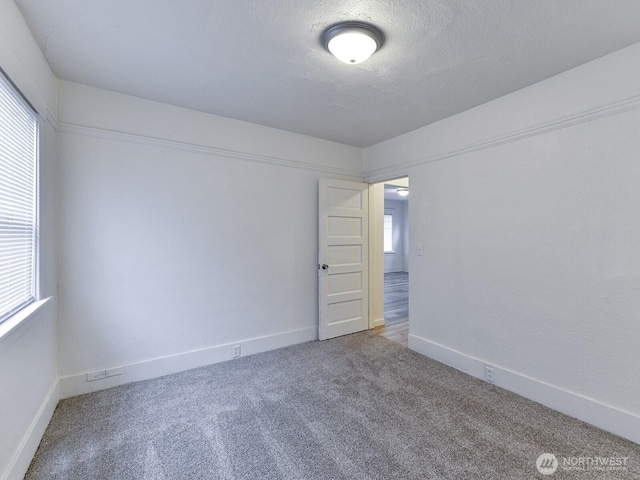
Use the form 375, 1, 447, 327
371, 177, 409, 346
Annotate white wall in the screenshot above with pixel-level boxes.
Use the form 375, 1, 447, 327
384, 199, 407, 273
56, 81, 363, 396
0, 1, 58, 478
365, 42, 640, 443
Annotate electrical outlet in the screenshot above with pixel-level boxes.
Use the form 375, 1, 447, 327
105, 367, 122, 378
87, 370, 106, 382
485, 365, 495, 383
232, 344, 241, 359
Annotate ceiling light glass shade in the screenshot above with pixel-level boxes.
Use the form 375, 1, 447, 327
397, 188, 409, 197
322, 22, 384, 64
328, 32, 377, 64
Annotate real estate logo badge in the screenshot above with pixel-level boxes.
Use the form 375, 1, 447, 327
536, 453, 559, 475
536, 453, 630, 475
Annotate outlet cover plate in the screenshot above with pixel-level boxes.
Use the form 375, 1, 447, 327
87, 370, 106, 382
485, 365, 495, 383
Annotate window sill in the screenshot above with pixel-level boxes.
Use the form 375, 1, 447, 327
0, 297, 52, 343
384, 251, 396, 255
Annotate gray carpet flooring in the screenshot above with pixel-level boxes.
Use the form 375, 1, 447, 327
27, 332, 639, 479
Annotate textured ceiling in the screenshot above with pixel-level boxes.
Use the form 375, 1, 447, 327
15, 0, 640, 147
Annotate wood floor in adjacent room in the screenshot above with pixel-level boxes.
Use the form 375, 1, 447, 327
373, 271, 408, 346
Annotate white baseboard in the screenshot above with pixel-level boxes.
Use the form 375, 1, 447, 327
372, 317, 385, 328
3, 380, 59, 480
59, 327, 317, 399
408, 333, 640, 445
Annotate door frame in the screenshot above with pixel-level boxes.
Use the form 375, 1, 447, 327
367, 176, 410, 331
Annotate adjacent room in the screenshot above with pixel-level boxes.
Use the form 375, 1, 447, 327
1, 1, 640, 479
372, 179, 410, 346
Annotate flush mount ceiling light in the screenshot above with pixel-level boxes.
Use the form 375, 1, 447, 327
322, 21, 384, 64
397, 188, 409, 197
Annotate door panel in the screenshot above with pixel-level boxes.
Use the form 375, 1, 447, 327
328, 216, 363, 236
318, 178, 369, 340
328, 272, 363, 295
328, 244, 362, 265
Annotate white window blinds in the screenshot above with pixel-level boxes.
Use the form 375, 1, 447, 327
0, 72, 38, 324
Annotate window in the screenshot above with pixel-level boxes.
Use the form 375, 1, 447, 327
0, 71, 38, 324
384, 214, 393, 253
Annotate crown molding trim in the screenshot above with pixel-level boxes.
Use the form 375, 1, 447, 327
365, 94, 640, 183
55, 121, 364, 179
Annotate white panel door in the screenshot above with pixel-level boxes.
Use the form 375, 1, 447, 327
318, 178, 369, 340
